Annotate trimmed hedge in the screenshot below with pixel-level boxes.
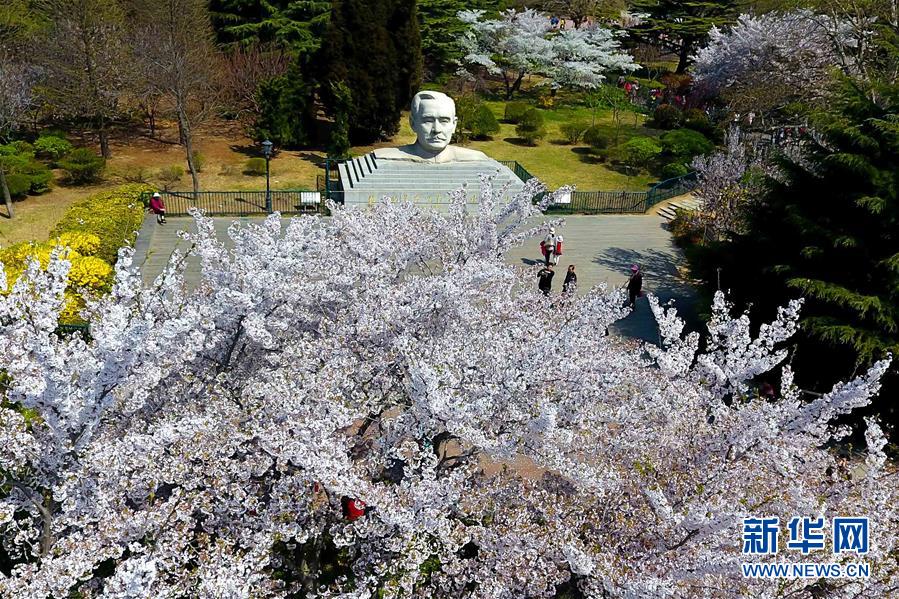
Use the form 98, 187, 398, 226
51, 184, 152, 264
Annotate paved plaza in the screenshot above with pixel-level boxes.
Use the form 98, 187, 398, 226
132, 212, 701, 344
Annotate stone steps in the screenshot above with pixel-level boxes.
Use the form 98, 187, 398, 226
336, 153, 526, 212
656, 196, 703, 221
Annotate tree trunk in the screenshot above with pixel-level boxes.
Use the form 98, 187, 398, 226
0, 164, 13, 218
177, 118, 187, 145
99, 118, 111, 159
509, 72, 527, 99
675, 39, 692, 74
178, 107, 200, 198
148, 109, 156, 138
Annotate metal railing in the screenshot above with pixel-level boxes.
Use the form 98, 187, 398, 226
139, 190, 325, 217
498, 160, 536, 183
546, 172, 699, 215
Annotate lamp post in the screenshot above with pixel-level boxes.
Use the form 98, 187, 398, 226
261, 139, 273, 213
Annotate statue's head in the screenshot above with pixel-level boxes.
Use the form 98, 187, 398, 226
409, 91, 458, 154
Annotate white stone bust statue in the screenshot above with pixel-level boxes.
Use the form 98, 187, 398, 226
374, 91, 492, 163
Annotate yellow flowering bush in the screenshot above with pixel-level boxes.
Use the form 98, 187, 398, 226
51, 183, 152, 263
68, 255, 113, 291
54, 232, 101, 256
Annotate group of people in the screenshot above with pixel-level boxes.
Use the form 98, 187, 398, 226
534, 227, 644, 308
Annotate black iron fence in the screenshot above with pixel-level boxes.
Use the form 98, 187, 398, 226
140, 190, 325, 217
547, 172, 699, 215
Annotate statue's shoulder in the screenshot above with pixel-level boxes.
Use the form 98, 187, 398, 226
449, 146, 491, 161
373, 146, 423, 162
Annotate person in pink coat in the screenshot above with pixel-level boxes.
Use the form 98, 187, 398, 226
149, 192, 166, 224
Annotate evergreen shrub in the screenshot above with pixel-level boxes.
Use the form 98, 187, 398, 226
59, 148, 106, 184
583, 126, 609, 150
652, 104, 682, 129
661, 162, 690, 179
515, 108, 546, 145
560, 122, 589, 144
504, 102, 530, 123
34, 135, 73, 163
660, 129, 714, 162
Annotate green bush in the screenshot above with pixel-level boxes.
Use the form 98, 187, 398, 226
651, 104, 682, 130
158, 165, 184, 183
515, 108, 546, 145
1, 152, 53, 194
51, 184, 152, 264
583, 126, 610, 150
245, 157, 267, 175
560, 122, 589, 145
456, 96, 500, 142
190, 151, 204, 173
10, 140, 34, 156
660, 128, 714, 162
682, 108, 713, 136
661, 162, 691, 179
504, 101, 530, 123
469, 105, 500, 139
4, 173, 31, 198
34, 135, 73, 162
620, 137, 662, 170
59, 148, 106, 184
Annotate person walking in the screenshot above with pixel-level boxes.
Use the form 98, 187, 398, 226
149, 192, 167, 225
537, 265, 554, 296
540, 227, 563, 266
626, 264, 643, 308
562, 264, 577, 295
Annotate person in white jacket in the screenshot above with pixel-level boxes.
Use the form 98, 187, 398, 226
541, 227, 563, 266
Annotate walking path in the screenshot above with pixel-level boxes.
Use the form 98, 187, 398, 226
133, 212, 701, 344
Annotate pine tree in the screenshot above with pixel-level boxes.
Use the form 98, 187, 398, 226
629, 0, 742, 73
319, 0, 422, 144
704, 26, 899, 429
417, 0, 501, 78
208, 0, 330, 53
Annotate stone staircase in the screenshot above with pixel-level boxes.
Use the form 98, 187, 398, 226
335, 153, 526, 210
654, 194, 703, 221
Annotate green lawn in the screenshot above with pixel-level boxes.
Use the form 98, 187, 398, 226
360, 100, 663, 191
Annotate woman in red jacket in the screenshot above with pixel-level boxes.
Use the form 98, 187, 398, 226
149, 192, 166, 225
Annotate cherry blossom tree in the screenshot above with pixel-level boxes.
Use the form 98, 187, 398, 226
689, 127, 766, 241
458, 9, 636, 100
0, 180, 897, 598
549, 26, 638, 91
693, 11, 863, 123
458, 9, 555, 100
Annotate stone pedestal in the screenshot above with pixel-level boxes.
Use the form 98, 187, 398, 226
334, 153, 526, 211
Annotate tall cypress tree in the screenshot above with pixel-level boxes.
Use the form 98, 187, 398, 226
703, 27, 899, 430
319, 0, 422, 144
629, 0, 741, 73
